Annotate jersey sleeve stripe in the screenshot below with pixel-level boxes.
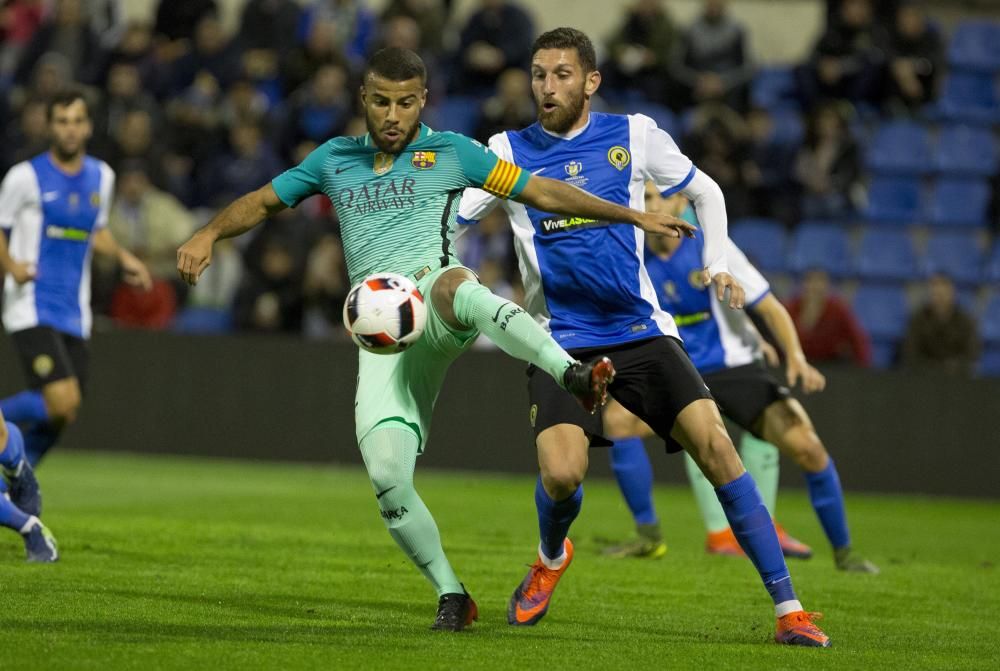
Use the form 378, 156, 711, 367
660, 166, 697, 198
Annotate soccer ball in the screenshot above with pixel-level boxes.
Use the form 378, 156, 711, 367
343, 272, 427, 354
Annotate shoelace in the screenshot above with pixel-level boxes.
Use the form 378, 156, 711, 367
522, 563, 558, 602
786, 611, 825, 631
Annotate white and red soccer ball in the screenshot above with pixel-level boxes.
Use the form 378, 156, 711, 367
343, 272, 427, 354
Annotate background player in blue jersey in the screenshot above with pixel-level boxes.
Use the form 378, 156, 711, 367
459, 28, 831, 646
603, 184, 878, 575
0, 409, 57, 562
0, 90, 152, 466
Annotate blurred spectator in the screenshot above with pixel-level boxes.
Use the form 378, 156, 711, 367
743, 107, 798, 224
683, 104, 751, 218
200, 120, 283, 207
92, 61, 160, 149
449, 0, 534, 95
282, 19, 349, 96
299, 0, 378, 69
902, 273, 980, 375
474, 68, 535, 142
302, 233, 350, 339
602, 0, 675, 105
381, 0, 448, 56
799, 0, 888, 110
154, 0, 217, 42
238, 0, 302, 59
105, 108, 168, 188
163, 70, 225, 203
885, 0, 942, 113
233, 212, 307, 334
671, 0, 753, 112
84, 0, 125, 48
793, 102, 860, 220
167, 13, 242, 96
1, 0, 48, 77
456, 207, 515, 279
14, 0, 104, 86
104, 21, 163, 93
785, 269, 872, 367
280, 63, 352, 149
1, 97, 48, 173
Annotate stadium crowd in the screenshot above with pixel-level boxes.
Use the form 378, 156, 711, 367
1, 0, 998, 375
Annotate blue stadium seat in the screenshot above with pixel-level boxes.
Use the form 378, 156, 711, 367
788, 224, 852, 277
853, 285, 909, 342
750, 66, 799, 110
729, 218, 788, 273
855, 229, 919, 282
948, 20, 1000, 72
767, 108, 805, 148
925, 178, 991, 228
980, 295, 1000, 344
865, 121, 932, 176
986, 240, 1000, 282
922, 230, 985, 286
936, 72, 1000, 125
864, 177, 922, 225
977, 347, 1000, 377
424, 96, 481, 137
934, 125, 998, 176
172, 307, 233, 334
630, 102, 677, 138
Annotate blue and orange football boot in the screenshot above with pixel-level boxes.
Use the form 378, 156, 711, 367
775, 610, 831, 647
508, 539, 574, 626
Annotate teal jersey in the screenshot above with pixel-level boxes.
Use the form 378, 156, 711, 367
272, 124, 530, 284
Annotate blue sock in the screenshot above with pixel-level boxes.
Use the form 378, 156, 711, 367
23, 423, 62, 467
0, 422, 26, 471
609, 437, 657, 525
535, 476, 582, 560
0, 390, 49, 424
0, 478, 31, 532
716, 472, 797, 607
805, 460, 851, 550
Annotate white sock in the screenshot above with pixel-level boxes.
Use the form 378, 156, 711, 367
775, 599, 803, 618
538, 543, 567, 570
19, 515, 39, 535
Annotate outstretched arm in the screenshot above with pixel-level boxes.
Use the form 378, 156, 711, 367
177, 183, 286, 286
751, 293, 826, 393
515, 175, 696, 238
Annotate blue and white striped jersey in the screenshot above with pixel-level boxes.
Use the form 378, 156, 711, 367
459, 112, 726, 350
645, 213, 771, 374
0, 153, 114, 339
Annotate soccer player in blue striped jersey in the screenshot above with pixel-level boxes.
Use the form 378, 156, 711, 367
458, 27, 831, 646
603, 185, 878, 577
0, 409, 57, 561
0, 90, 152, 468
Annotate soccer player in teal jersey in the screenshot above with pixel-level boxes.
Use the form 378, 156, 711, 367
176, 47, 695, 632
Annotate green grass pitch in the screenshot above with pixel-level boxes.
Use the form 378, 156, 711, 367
3, 451, 998, 670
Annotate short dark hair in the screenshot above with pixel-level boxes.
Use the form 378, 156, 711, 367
47, 89, 89, 120
531, 27, 597, 73
364, 47, 427, 85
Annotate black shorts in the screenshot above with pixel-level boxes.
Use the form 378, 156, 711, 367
10, 326, 89, 392
703, 362, 790, 437
527, 336, 713, 453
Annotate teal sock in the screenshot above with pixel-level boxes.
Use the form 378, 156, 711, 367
739, 433, 780, 516
359, 426, 463, 597
452, 281, 574, 384
684, 452, 730, 533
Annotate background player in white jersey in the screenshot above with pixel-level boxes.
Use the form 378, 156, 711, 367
0, 90, 152, 467
603, 185, 878, 574
458, 28, 831, 647
0, 410, 57, 562
175, 48, 695, 632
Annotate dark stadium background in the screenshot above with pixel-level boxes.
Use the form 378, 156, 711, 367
2, 0, 999, 497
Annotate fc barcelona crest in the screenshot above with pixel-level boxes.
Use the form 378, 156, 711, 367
411, 151, 436, 169
373, 152, 394, 175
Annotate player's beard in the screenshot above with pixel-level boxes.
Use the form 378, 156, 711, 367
537, 85, 586, 134
52, 139, 83, 163
367, 115, 421, 154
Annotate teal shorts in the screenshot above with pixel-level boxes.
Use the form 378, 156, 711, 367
354, 265, 479, 452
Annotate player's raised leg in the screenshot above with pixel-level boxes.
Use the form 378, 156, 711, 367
760, 399, 877, 573
0, 417, 41, 517
672, 398, 830, 647
434, 268, 614, 412
509, 423, 584, 626
0, 374, 82, 467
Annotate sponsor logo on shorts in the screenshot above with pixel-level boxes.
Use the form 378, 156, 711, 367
529, 404, 538, 427
32, 354, 54, 378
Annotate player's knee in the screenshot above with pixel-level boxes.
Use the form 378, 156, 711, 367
0, 420, 7, 448
784, 432, 828, 472
541, 466, 585, 499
